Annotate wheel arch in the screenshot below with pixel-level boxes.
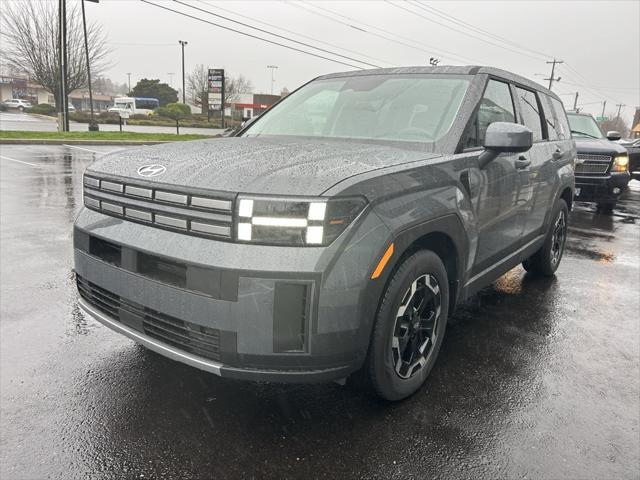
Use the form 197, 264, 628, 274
560, 186, 573, 211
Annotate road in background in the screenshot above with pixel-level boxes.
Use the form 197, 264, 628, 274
1, 145, 639, 479
0, 111, 223, 136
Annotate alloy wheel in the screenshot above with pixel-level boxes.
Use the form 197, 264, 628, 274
391, 274, 442, 379
550, 210, 566, 265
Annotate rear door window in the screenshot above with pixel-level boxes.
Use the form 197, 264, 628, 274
465, 79, 516, 148
515, 87, 544, 142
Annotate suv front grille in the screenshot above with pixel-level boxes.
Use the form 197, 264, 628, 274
575, 153, 611, 176
77, 275, 221, 361
83, 175, 234, 240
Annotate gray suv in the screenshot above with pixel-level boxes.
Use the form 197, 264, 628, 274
74, 66, 575, 400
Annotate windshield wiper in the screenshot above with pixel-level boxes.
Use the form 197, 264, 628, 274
571, 130, 599, 139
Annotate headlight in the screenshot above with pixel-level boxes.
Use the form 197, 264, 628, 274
612, 154, 629, 172
235, 195, 367, 246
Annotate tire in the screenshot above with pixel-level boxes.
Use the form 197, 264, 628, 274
522, 198, 568, 276
18, 106, 24, 112
366, 250, 449, 401
596, 201, 615, 214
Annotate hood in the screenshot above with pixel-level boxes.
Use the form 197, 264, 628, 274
88, 137, 439, 196
574, 137, 628, 155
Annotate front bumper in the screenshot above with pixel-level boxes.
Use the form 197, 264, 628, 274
574, 171, 631, 203
74, 207, 391, 382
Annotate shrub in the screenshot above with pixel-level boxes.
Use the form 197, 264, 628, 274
154, 103, 191, 119
26, 103, 57, 116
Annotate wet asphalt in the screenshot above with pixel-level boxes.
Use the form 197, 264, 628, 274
1, 144, 639, 480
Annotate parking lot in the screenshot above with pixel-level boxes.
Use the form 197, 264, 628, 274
1, 144, 639, 479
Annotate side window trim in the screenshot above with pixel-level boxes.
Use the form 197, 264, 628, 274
460, 76, 516, 152
514, 85, 547, 143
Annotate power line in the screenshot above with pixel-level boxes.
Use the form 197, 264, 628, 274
290, 1, 479, 65
385, 0, 548, 62
174, 0, 382, 69
138, 0, 365, 69
199, 0, 396, 67
411, 1, 551, 60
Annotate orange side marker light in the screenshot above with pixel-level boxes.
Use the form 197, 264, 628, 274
371, 243, 394, 279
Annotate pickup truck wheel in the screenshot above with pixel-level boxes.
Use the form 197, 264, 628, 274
522, 199, 568, 276
367, 250, 449, 401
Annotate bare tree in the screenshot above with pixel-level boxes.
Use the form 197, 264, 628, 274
0, 0, 110, 107
599, 114, 630, 138
186, 64, 208, 110
226, 74, 253, 103
187, 65, 254, 111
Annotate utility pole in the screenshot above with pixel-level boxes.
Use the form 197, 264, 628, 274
601, 101, 607, 118
545, 59, 563, 90
58, 0, 69, 131
81, 0, 99, 131
615, 103, 625, 119
178, 40, 188, 103
168, 72, 175, 87
126, 72, 131, 93
267, 65, 278, 95
573, 92, 579, 111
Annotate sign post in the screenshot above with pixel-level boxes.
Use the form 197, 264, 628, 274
207, 68, 225, 129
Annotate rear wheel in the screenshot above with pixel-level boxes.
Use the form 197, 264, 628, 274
523, 199, 568, 276
366, 250, 449, 401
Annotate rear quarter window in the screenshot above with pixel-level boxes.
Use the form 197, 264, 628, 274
515, 87, 544, 142
549, 97, 571, 140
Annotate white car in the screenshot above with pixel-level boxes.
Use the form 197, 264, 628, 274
2, 99, 32, 111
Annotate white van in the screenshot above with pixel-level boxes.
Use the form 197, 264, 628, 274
108, 97, 159, 116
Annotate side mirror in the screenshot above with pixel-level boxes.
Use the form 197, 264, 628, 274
241, 116, 257, 129
606, 130, 621, 141
479, 122, 533, 169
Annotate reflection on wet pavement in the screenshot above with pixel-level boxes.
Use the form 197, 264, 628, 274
1, 145, 638, 479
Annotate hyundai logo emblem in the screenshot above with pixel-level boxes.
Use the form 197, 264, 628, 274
137, 164, 166, 177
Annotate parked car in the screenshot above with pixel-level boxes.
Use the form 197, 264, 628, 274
74, 66, 575, 401
2, 98, 32, 111
567, 112, 630, 212
617, 138, 640, 179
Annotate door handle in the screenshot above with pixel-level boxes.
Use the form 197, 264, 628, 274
515, 156, 531, 169
552, 149, 564, 160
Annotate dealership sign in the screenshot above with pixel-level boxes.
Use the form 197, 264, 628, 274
207, 68, 224, 111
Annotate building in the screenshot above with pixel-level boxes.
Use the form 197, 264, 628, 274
1, 75, 114, 111
69, 90, 114, 112
227, 93, 281, 119
632, 107, 640, 139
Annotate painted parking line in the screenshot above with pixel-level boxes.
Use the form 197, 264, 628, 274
0, 154, 43, 168
62, 144, 103, 154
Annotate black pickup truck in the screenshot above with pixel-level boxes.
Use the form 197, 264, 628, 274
567, 112, 631, 213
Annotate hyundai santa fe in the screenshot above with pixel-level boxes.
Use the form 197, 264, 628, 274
74, 66, 575, 400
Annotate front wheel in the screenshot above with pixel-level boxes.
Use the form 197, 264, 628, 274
366, 250, 449, 401
523, 199, 568, 276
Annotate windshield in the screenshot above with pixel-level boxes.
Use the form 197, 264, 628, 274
567, 114, 604, 139
243, 74, 470, 143
114, 102, 133, 109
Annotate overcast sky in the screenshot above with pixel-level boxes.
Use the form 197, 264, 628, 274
28, 0, 640, 124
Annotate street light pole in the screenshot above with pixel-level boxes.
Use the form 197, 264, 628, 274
126, 72, 131, 93
179, 40, 188, 103
81, 0, 99, 131
58, 0, 68, 132
267, 65, 278, 95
